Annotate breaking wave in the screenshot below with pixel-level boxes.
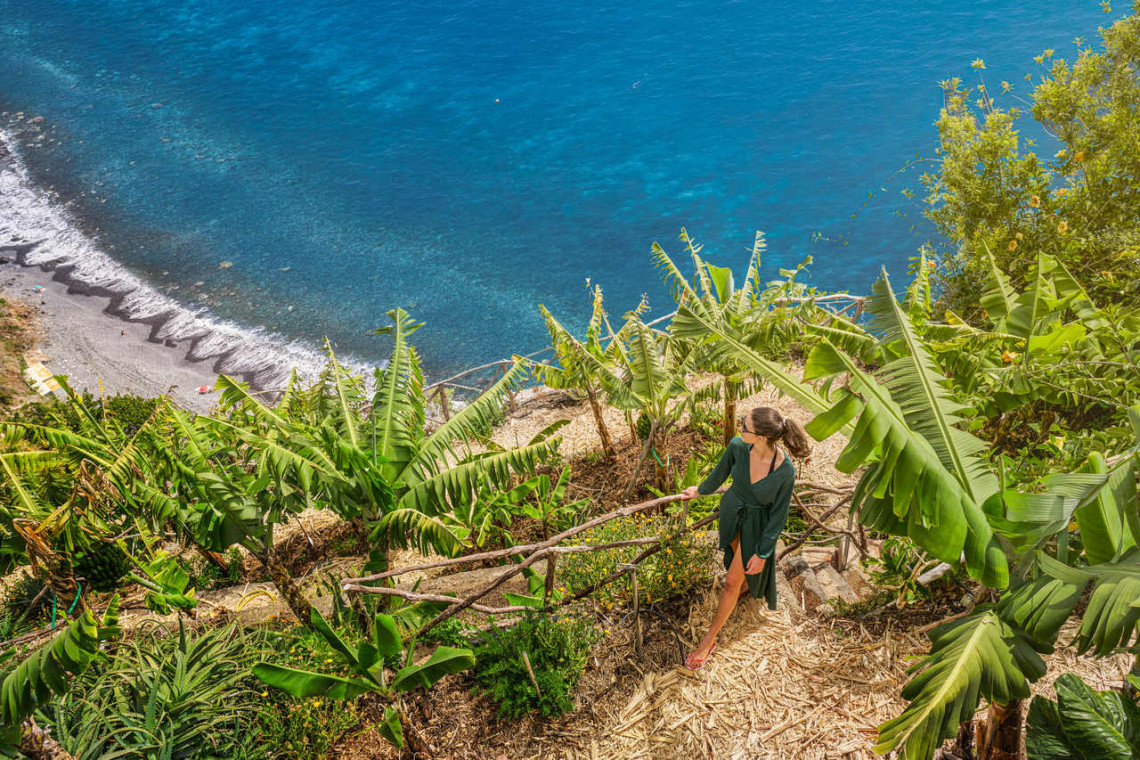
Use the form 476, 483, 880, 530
0, 130, 366, 390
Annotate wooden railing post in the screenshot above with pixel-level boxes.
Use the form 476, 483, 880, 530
619, 562, 642, 659
544, 554, 557, 605
438, 386, 451, 421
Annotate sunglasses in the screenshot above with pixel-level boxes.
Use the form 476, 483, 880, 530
738, 419, 755, 434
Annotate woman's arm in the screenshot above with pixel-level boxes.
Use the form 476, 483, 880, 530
695, 440, 737, 496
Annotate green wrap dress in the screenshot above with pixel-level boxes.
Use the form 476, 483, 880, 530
697, 436, 796, 610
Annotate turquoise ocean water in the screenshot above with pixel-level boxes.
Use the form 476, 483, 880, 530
0, 0, 1117, 380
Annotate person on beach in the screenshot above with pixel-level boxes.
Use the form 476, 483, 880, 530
680, 406, 811, 670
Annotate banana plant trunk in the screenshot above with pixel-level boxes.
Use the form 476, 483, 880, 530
196, 546, 230, 572
585, 385, 616, 459
723, 378, 737, 448
20, 719, 75, 760
975, 699, 1023, 760
259, 550, 314, 626
651, 426, 671, 497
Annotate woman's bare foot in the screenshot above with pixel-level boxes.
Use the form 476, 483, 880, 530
684, 641, 718, 670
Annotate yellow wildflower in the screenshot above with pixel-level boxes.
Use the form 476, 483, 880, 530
1055, 188, 1068, 197
1055, 149, 1067, 159
1001, 350, 1020, 363
1008, 240, 1019, 252
1028, 195, 1041, 208
1050, 436, 1067, 451
971, 58, 986, 70
1074, 150, 1086, 162
1058, 221, 1069, 234
260, 691, 269, 698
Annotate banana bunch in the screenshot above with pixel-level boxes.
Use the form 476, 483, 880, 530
72, 542, 132, 592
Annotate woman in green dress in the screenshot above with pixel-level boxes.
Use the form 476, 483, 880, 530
680, 406, 811, 670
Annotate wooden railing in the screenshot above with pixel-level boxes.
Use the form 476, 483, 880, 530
341, 482, 857, 637
419, 293, 866, 421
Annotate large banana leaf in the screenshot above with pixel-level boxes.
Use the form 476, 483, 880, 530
669, 302, 836, 421
390, 646, 475, 692
1075, 452, 1138, 564
0, 596, 120, 729
320, 343, 368, 449
398, 439, 559, 515
1027, 673, 1140, 760
980, 240, 1017, 326
370, 308, 426, 481
251, 663, 377, 700
1038, 549, 1140, 656
413, 357, 531, 477
875, 608, 1045, 759
803, 336, 1008, 587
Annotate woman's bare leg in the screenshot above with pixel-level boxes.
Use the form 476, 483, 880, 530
685, 536, 746, 669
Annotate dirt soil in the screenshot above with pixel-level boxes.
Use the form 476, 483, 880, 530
0, 293, 37, 408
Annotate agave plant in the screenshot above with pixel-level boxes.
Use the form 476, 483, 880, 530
43, 621, 263, 760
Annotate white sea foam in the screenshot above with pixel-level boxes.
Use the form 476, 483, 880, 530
0, 129, 373, 389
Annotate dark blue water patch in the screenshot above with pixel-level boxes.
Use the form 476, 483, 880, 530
0, 0, 1117, 376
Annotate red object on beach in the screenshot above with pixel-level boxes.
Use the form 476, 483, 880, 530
197, 385, 210, 394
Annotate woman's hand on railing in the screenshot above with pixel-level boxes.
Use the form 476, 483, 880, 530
681, 486, 700, 500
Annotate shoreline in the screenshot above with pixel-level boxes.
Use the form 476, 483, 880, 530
0, 127, 354, 412
0, 260, 220, 414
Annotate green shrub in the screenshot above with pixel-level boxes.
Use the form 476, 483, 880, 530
254, 622, 363, 757
556, 513, 714, 611
422, 615, 481, 648
472, 612, 598, 719
7, 392, 159, 435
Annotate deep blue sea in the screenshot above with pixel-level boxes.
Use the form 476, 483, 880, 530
0, 0, 1118, 378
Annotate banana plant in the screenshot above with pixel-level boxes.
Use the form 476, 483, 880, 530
594, 312, 698, 495
367, 308, 562, 573
932, 247, 1140, 420
804, 271, 1140, 759
253, 608, 474, 749
653, 229, 770, 446
534, 285, 635, 459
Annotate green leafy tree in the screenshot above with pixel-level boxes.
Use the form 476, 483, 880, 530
925, 8, 1140, 315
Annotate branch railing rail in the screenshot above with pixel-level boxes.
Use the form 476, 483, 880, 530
419, 292, 866, 421
342, 482, 857, 637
